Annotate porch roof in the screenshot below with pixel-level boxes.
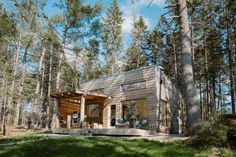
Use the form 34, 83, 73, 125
51, 89, 108, 100
51, 90, 109, 116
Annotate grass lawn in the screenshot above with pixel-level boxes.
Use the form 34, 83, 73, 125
0, 135, 235, 157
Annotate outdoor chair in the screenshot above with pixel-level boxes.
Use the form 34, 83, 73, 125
116, 118, 130, 128
136, 119, 148, 128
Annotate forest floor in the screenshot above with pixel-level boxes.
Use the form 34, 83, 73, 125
0, 134, 235, 157
0, 126, 43, 137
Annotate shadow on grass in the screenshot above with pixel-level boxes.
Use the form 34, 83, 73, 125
0, 135, 47, 144
0, 137, 195, 157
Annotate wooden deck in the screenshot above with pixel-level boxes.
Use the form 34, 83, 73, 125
53, 128, 150, 136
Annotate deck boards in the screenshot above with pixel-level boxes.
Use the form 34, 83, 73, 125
53, 128, 150, 136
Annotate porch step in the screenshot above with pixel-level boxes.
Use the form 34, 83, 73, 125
53, 128, 150, 136
53, 128, 92, 136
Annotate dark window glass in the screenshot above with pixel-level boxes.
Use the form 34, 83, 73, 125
121, 81, 146, 92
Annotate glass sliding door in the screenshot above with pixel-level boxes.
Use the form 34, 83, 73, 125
121, 99, 148, 129
110, 105, 116, 126
159, 100, 171, 133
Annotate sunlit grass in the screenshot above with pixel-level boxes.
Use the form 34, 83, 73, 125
0, 135, 235, 157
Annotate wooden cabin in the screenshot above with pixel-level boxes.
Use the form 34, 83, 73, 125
52, 66, 185, 134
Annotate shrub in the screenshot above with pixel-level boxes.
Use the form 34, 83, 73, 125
192, 117, 229, 147
228, 125, 236, 145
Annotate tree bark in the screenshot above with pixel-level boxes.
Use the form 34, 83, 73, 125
204, 37, 209, 119
210, 77, 216, 115
0, 65, 7, 133
178, 0, 200, 134
56, 28, 67, 93
47, 44, 53, 129
227, 28, 235, 114
218, 74, 221, 113
7, 42, 20, 125
15, 45, 29, 126
31, 43, 46, 127
2, 73, 8, 136
170, 32, 178, 84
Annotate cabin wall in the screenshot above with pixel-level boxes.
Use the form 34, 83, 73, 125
81, 66, 184, 133
156, 69, 184, 133
81, 66, 158, 131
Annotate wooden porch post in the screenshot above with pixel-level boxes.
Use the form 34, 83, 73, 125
67, 115, 71, 129
80, 95, 85, 128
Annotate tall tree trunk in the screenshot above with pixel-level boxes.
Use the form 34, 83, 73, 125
220, 75, 224, 113
40, 62, 45, 98
3, 74, 8, 136
204, 37, 209, 119
170, 33, 178, 84
210, 77, 216, 115
173, 43, 178, 84
47, 45, 52, 129
56, 28, 67, 93
50, 45, 59, 130
8, 42, 21, 126
56, 48, 63, 92
15, 45, 29, 126
218, 74, 222, 113
178, 0, 200, 134
1, 46, 9, 135
0, 65, 7, 133
199, 82, 202, 119
31, 44, 46, 127
190, 18, 195, 80
227, 28, 235, 114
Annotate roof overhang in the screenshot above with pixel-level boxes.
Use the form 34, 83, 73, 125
51, 89, 108, 100
52, 90, 109, 116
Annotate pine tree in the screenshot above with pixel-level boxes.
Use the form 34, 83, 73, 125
102, 0, 123, 75
123, 16, 148, 71
147, 26, 163, 65
178, 0, 200, 133
123, 43, 146, 71
133, 16, 148, 54
53, 0, 101, 92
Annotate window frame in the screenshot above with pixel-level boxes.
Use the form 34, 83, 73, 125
121, 80, 146, 92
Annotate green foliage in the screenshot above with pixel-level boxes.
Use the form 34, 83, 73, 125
122, 16, 148, 71
228, 125, 236, 142
133, 16, 148, 50
191, 117, 230, 147
123, 43, 146, 71
0, 6, 16, 44
147, 26, 163, 65
102, 0, 123, 75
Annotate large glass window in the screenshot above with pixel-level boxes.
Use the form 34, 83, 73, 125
88, 104, 100, 117
110, 105, 116, 126
85, 104, 102, 124
121, 81, 146, 92
121, 99, 148, 129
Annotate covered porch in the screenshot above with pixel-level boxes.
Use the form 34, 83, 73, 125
51, 90, 110, 129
